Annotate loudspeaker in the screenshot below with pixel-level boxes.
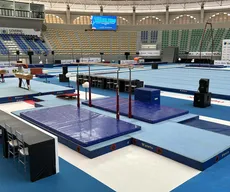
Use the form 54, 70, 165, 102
27, 51, 34, 56
136, 52, 139, 55
55, 60, 61, 64
16, 50, 20, 55
152, 63, 158, 69
100, 52, 104, 55
124, 52, 130, 60
198, 78, 209, 93
51, 51, 55, 55
59, 74, 69, 82
28, 51, 34, 64
193, 92, 211, 108
62, 66, 68, 74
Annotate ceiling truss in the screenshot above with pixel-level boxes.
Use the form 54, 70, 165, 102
16, 0, 230, 12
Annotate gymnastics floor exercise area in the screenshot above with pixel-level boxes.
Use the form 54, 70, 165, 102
93, 67, 230, 100
12, 92, 230, 172
2, 65, 230, 191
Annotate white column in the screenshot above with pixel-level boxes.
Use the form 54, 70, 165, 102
165, 5, 169, 24
100, 6, 103, 16
200, 3, 204, 23
66, 4, 71, 24
132, 6, 136, 25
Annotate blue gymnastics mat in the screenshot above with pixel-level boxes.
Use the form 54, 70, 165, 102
94, 68, 230, 100
0, 78, 75, 104
13, 107, 135, 159
133, 121, 230, 171
82, 97, 189, 124
185, 64, 227, 68
180, 118, 230, 136
171, 155, 230, 192
20, 105, 141, 147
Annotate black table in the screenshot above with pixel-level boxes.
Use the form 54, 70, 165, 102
0, 110, 56, 182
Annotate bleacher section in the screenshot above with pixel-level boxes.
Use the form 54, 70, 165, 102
44, 28, 137, 55
0, 38, 8, 55
213, 28, 225, 52
1, 27, 228, 57
171, 30, 179, 47
141, 31, 148, 43
162, 30, 169, 49
150, 31, 158, 44
160, 28, 227, 54
0, 34, 48, 55
179, 29, 189, 54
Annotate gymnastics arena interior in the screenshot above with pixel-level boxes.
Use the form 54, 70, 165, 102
1, 0, 230, 191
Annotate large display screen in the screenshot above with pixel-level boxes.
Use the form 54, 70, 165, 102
91, 16, 117, 31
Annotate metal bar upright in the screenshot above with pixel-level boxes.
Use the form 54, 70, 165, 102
77, 63, 80, 108
128, 69, 132, 118
88, 63, 92, 107
116, 68, 120, 120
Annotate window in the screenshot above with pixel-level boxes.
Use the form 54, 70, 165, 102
171, 15, 198, 24
45, 14, 64, 24
208, 12, 230, 23
138, 16, 162, 25
117, 16, 129, 25
73, 16, 91, 25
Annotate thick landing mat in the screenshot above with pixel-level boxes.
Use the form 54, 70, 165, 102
172, 155, 230, 192
180, 118, 230, 136
20, 105, 141, 147
82, 97, 189, 124
185, 64, 227, 68
0, 78, 75, 104
132, 121, 230, 171
0, 87, 37, 103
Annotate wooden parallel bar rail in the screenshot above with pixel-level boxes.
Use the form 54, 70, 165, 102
70, 62, 144, 69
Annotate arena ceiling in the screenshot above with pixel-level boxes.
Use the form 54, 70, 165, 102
19, 0, 230, 12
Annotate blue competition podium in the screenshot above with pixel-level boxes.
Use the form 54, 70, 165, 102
134, 87, 160, 105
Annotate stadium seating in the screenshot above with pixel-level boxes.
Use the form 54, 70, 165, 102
44, 28, 137, 55
150, 31, 158, 44
171, 30, 179, 47
161, 30, 169, 49
0, 38, 9, 55
141, 31, 148, 43
0, 34, 49, 55
179, 29, 189, 54
0, 27, 227, 57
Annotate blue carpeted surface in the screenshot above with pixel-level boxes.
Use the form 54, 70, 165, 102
161, 96, 230, 121
133, 121, 230, 170
172, 155, 230, 192
34, 77, 230, 121
20, 105, 141, 147
82, 97, 189, 124
93, 68, 230, 98
0, 145, 113, 192
181, 119, 230, 136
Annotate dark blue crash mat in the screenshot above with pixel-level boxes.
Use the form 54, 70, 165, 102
20, 105, 141, 147
82, 97, 189, 124
180, 118, 230, 136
